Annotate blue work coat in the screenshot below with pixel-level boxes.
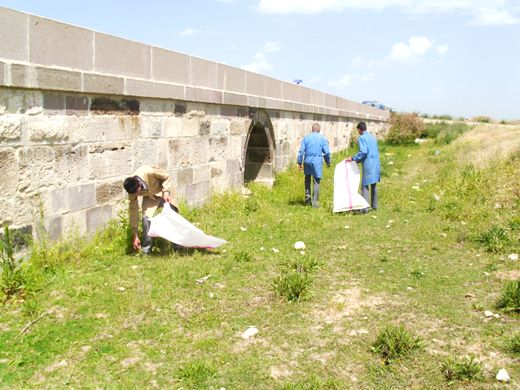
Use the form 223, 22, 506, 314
297, 132, 331, 179
353, 131, 380, 186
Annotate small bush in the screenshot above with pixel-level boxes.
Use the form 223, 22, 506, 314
509, 216, 520, 230
286, 256, 319, 273
177, 360, 216, 386
245, 197, 260, 214
273, 269, 312, 302
473, 115, 490, 123
386, 113, 425, 145
371, 325, 423, 362
506, 334, 520, 356
476, 226, 511, 253
423, 122, 471, 145
441, 356, 483, 383
233, 251, 252, 262
0, 226, 26, 301
496, 280, 520, 313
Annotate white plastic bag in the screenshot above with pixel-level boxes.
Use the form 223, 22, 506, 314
148, 203, 227, 248
333, 160, 370, 212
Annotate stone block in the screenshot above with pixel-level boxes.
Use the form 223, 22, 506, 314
247, 95, 259, 108
281, 82, 300, 102
17, 146, 56, 193
192, 164, 211, 184
190, 138, 210, 165
184, 180, 210, 206
325, 94, 336, 109
62, 209, 87, 236
88, 143, 132, 179
27, 116, 69, 142
83, 73, 124, 95
0, 148, 19, 196
46, 183, 96, 215
230, 119, 246, 135
126, 79, 185, 100
226, 158, 241, 175
152, 47, 190, 84
66, 95, 89, 115
230, 135, 244, 158
210, 160, 226, 178
0, 61, 4, 86
210, 119, 229, 136
45, 215, 63, 241
299, 86, 312, 104
282, 101, 294, 111
140, 116, 163, 138
190, 56, 218, 89
245, 71, 265, 96
218, 64, 246, 93
208, 136, 228, 162
43, 93, 66, 113
311, 90, 325, 107
94, 32, 151, 79
86, 205, 113, 234
0, 116, 22, 143
176, 167, 193, 187
265, 76, 282, 99
29, 16, 94, 70
220, 106, 237, 117
132, 139, 158, 171
265, 99, 282, 110
156, 138, 169, 168
199, 119, 210, 136
0, 8, 29, 61
54, 144, 91, 184
11, 64, 82, 92
223, 92, 247, 106
185, 87, 222, 104
139, 99, 177, 115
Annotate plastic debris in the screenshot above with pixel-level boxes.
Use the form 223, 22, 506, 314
241, 326, 259, 339
294, 241, 306, 250
496, 368, 510, 382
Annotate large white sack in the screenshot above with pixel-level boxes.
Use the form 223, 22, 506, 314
148, 203, 227, 248
333, 160, 370, 212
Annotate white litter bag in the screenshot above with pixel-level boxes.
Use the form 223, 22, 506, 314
148, 203, 227, 248
333, 160, 370, 212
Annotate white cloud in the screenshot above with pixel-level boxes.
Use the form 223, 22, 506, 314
178, 28, 199, 36
255, 0, 520, 26
241, 52, 273, 73
262, 41, 282, 52
328, 71, 375, 89
437, 45, 449, 55
390, 36, 433, 62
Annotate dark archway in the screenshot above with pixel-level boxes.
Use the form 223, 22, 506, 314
243, 110, 275, 185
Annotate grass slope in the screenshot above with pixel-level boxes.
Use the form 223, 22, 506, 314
1, 125, 519, 389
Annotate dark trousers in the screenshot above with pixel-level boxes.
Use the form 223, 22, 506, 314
305, 175, 321, 207
361, 183, 378, 210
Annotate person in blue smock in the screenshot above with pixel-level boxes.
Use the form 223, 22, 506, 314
297, 123, 331, 208
346, 121, 380, 210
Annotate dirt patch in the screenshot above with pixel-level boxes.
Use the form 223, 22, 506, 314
495, 270, 520, 281
269, 365, 292, 379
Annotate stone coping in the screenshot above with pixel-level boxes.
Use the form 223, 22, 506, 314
0, 6, 389, 121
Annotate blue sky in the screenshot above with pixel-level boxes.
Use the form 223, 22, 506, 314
1, 0, 519, 119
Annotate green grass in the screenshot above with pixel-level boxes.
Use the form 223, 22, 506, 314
0, 129, 519, 388
371, 325, 423, 362
496, 280, 520, 312
441, 356, 484, 383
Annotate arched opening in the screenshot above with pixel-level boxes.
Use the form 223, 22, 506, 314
243, 110, 275, 185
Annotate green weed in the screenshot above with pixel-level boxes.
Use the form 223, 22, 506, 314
273, 269, 312, 302
477, 226, 511, 253
233, 251, 252, 262
176, 360, 216, 387
496, 280, 520, 313
386, 113, 425, 145
0, 226, 26, 301
505, 333, 520, 356
371, 325, 423, 362
441, 356, 483, 383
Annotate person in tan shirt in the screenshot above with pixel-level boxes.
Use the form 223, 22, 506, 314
123, 165, 177, 254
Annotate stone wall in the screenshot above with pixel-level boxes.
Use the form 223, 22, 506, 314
0, 6, 389, 241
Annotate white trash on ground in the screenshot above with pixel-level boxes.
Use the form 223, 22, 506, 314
241, 326, 259, 339
294, 241, 306, 250
496, 368, 510, 382
148, 203, 227, 248
333, 161, 369, 212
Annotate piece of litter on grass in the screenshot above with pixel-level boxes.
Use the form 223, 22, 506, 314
344, 225, 350, 229
240, 226, 247, 232
241, 326, 259, 339
484, 310, 493, 318
294, 241, 306, 250
508, 253, 518, 261
464, 293, 476, 298
493, 313, 500, 318
412, 185, 420, 190
387, 161, 394, 165
433, 194, 441, 201
272, 248, 280, 253
386, 225, 391, 229
379, 270, 384, 274
131, 265, 139, 270
407, 154, 412, 157
496, 368, 510, 382
196, 274, 212, 284
483, 271, 490, 276
440, 233, 447, 238
372, 215, 377, 219
406, 287, 413, 291
209, 292, 215, 299
300, 251, 305, 255
117, 287, 126, 292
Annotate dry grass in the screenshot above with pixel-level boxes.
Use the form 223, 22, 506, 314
454, 124, 520, 167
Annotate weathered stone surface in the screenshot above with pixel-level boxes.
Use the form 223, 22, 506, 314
96, 180, 126, 204
230, 119, 247, 135
126, 79, 184, 100
191, 164, 211, 184
62, 209, 87, 236
210, 160, 226, 178
184, 180, 210, 206
210, 119, 229, 136
185, 87, 222, 105
46, 183, 96, 215
0, 62, 4, 86
88, 143, 132, 179
1, 88, 43, 115
0, 148, 19, 196
152, 47, 190, 85
218, 64, 246, 93
27, 116, 69, 142
190, 56, 218, 90
94, 32, 151, 79
223, 92, 247, 106
0, 117, 22, 142
281, 82, 301, 102
264, 77, 282, 99
140, 117, 163, 138
208, 136, 228, 162
175, 167, 193, 187
86, 205, 113, 234
226, 158, 241, 175
54, 144, 90, 184
44, 93, 66, 113
230, 135, 244, 158
30, 16, 94, 70
10, 64, 82, 92
65, 95, 89, 115
17, 146, 55, 193
83, 73, 124, 95
132, 139, 158, 171
245, 72, 265, 96
45, 215, 63, 241
0, 8, 28, 61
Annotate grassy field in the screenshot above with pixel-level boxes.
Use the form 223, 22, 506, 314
1, 124, 519, 389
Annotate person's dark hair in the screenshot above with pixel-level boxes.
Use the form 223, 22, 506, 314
123, 176, 139, 194
357, 121, 367, 132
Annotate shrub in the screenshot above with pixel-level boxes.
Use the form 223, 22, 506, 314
496, 280, 520, 313
476, 226, 511, 253
177, 360, 216, 386
0, 226, 26, 301
273, 269, 312, 302
473, 116, 490, 123
506, 333, 520, 356
441, 356, 483, 383
386, 113, 425, 145
233, 251, 252, 262
286, 256, 319, 273
371, 325, 423, 362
